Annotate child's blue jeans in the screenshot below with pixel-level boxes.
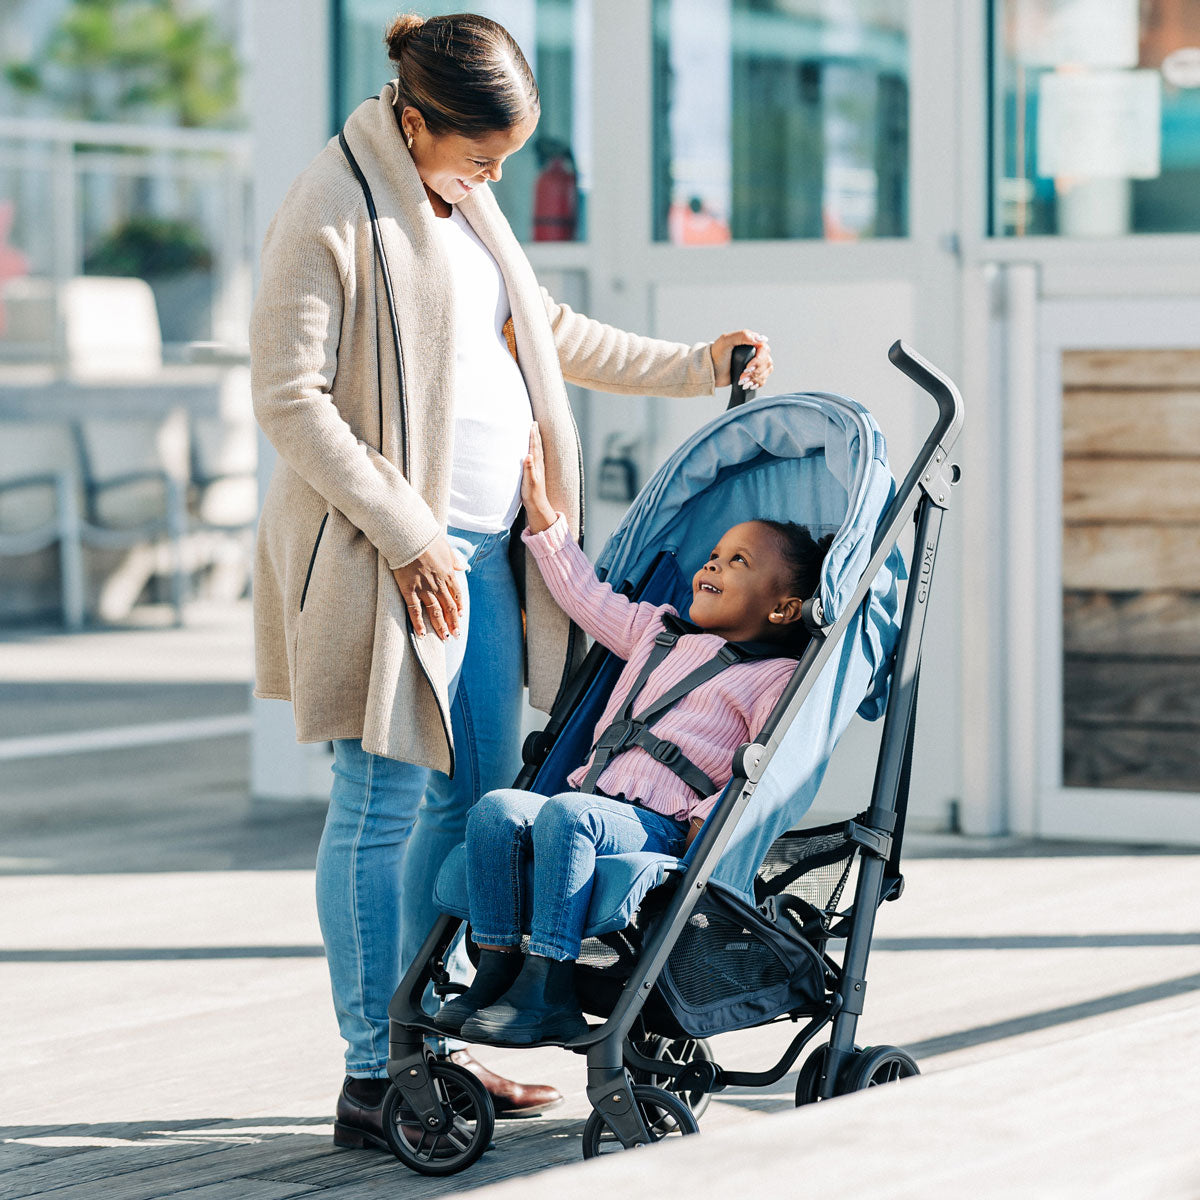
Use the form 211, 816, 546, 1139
465, 788, 690, 961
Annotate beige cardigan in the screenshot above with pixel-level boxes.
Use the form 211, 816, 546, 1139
251, 86, 715, 772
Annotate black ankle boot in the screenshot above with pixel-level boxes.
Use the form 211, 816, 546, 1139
433, 948, 524, 1034
334, 1076, 391, 1150
459, 953, 588, 1046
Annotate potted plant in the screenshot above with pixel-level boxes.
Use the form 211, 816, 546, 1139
83, 215, 215, 343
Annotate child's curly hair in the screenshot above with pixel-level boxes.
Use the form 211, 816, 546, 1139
758, 519, 834, 652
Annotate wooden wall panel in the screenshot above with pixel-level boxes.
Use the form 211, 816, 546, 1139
1062, 349, 1200, 389
1062, 392, 1200, 458
1062, 348, 1200, 792
1062, 524, 1200, 590
1064, 590, 1200, 656
1063, 459, 1200, 523
1064, 724, 1200, 792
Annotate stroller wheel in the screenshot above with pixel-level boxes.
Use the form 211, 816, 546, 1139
841, 1045, 920, 1092
794, 1045, 829, 1105
381, 1060, 495, 1176
794, 1043, 864, 1105
581, 1084, 699, 1158
628, 1035, 714, 1118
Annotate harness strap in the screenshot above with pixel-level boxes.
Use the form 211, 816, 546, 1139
578, 629, 749, 797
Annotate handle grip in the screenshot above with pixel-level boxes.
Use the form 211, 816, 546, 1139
727, 344, 758, 410
887, 339, 964, 451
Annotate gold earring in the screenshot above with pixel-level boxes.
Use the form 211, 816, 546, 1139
769, 612, 782, 622
406, 132, 414, 149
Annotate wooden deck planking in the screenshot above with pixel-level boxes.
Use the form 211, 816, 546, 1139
0, 1136, 340, 1200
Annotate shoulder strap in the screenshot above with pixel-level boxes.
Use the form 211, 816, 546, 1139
578, 630, 750, 798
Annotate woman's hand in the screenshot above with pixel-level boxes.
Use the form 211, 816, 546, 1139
392, 535, 463, 640
710, 330, 773, 390
521, 423, 559, 534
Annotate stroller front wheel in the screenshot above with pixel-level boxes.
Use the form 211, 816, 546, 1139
382, 1060, 495, 1176
581, 1084, 699, 1158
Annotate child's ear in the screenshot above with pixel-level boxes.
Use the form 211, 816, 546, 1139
769, 596, 805, 627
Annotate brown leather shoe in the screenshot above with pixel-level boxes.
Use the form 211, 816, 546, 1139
333, 1076, 391, 1151
449, 1050, 563, 1118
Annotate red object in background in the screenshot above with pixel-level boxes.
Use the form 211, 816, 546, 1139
0, 201, 30, 336
667, 197, 731, 246
533, 156, 578, 242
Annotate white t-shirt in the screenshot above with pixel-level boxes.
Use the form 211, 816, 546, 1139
434, 206, 534, 533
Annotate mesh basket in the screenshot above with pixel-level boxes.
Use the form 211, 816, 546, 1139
657, 882, 827, 1037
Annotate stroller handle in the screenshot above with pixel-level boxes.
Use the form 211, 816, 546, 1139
726, 344, 758, 409
888, 339, 964, 452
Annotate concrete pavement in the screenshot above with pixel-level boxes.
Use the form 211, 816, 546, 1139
1, 604, 1198, 1197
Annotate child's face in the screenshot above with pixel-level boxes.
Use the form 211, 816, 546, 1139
689, 521, 795, 643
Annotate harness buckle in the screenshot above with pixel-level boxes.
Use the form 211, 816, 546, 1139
654, 631, 679, 647
649, 740, 681, 766
598, 718, 640, 752
717, 644, 741, 664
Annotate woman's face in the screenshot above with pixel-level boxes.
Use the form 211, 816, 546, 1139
401, 106, 537, 206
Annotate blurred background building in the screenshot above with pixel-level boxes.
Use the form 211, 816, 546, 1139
3, 0, 1200, 848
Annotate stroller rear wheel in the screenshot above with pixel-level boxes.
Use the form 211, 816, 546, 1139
381, 1060, 495, 1176
581, 1084, 699, 1158
628, 1035, 714, 1118
841, 1045, 920, 1091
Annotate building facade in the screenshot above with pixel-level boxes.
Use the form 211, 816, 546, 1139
248, 0, 1200, 846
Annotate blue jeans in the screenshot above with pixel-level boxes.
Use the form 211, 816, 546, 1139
465, 789, 690, 961
314, 526, 524, 1077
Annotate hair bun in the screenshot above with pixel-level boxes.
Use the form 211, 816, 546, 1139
385, 13, 424, 61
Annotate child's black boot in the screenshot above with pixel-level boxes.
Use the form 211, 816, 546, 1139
460, 953, 588, 1045
433, 947, 524, 1034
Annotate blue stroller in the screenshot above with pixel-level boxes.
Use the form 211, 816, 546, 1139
381, 341, 963, 1174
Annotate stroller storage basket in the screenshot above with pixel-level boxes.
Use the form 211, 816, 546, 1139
573, 822, 862, 1036
657, 882, 826, 1038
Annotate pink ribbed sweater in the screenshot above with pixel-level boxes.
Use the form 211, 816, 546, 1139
524, 515, 797, 822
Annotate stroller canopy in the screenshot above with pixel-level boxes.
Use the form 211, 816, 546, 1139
592, 393, 905, 898
434, 393, 905, 929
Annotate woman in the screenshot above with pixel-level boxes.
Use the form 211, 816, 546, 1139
249, 11, 773, 1149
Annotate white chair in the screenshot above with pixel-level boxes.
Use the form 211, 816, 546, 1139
56, 277, 189, 621
0, 420, 85, 628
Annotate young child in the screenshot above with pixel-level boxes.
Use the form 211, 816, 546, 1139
435, 424, 832, 1045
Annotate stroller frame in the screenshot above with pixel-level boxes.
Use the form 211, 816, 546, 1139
383, 340, 964, 1164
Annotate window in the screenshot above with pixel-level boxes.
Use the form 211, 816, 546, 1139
652, 0, 909, 244
991, 0, 1200, 237
334, 0, 591, 243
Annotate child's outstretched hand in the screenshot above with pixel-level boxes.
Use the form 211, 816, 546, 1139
522, 422, 558, 534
